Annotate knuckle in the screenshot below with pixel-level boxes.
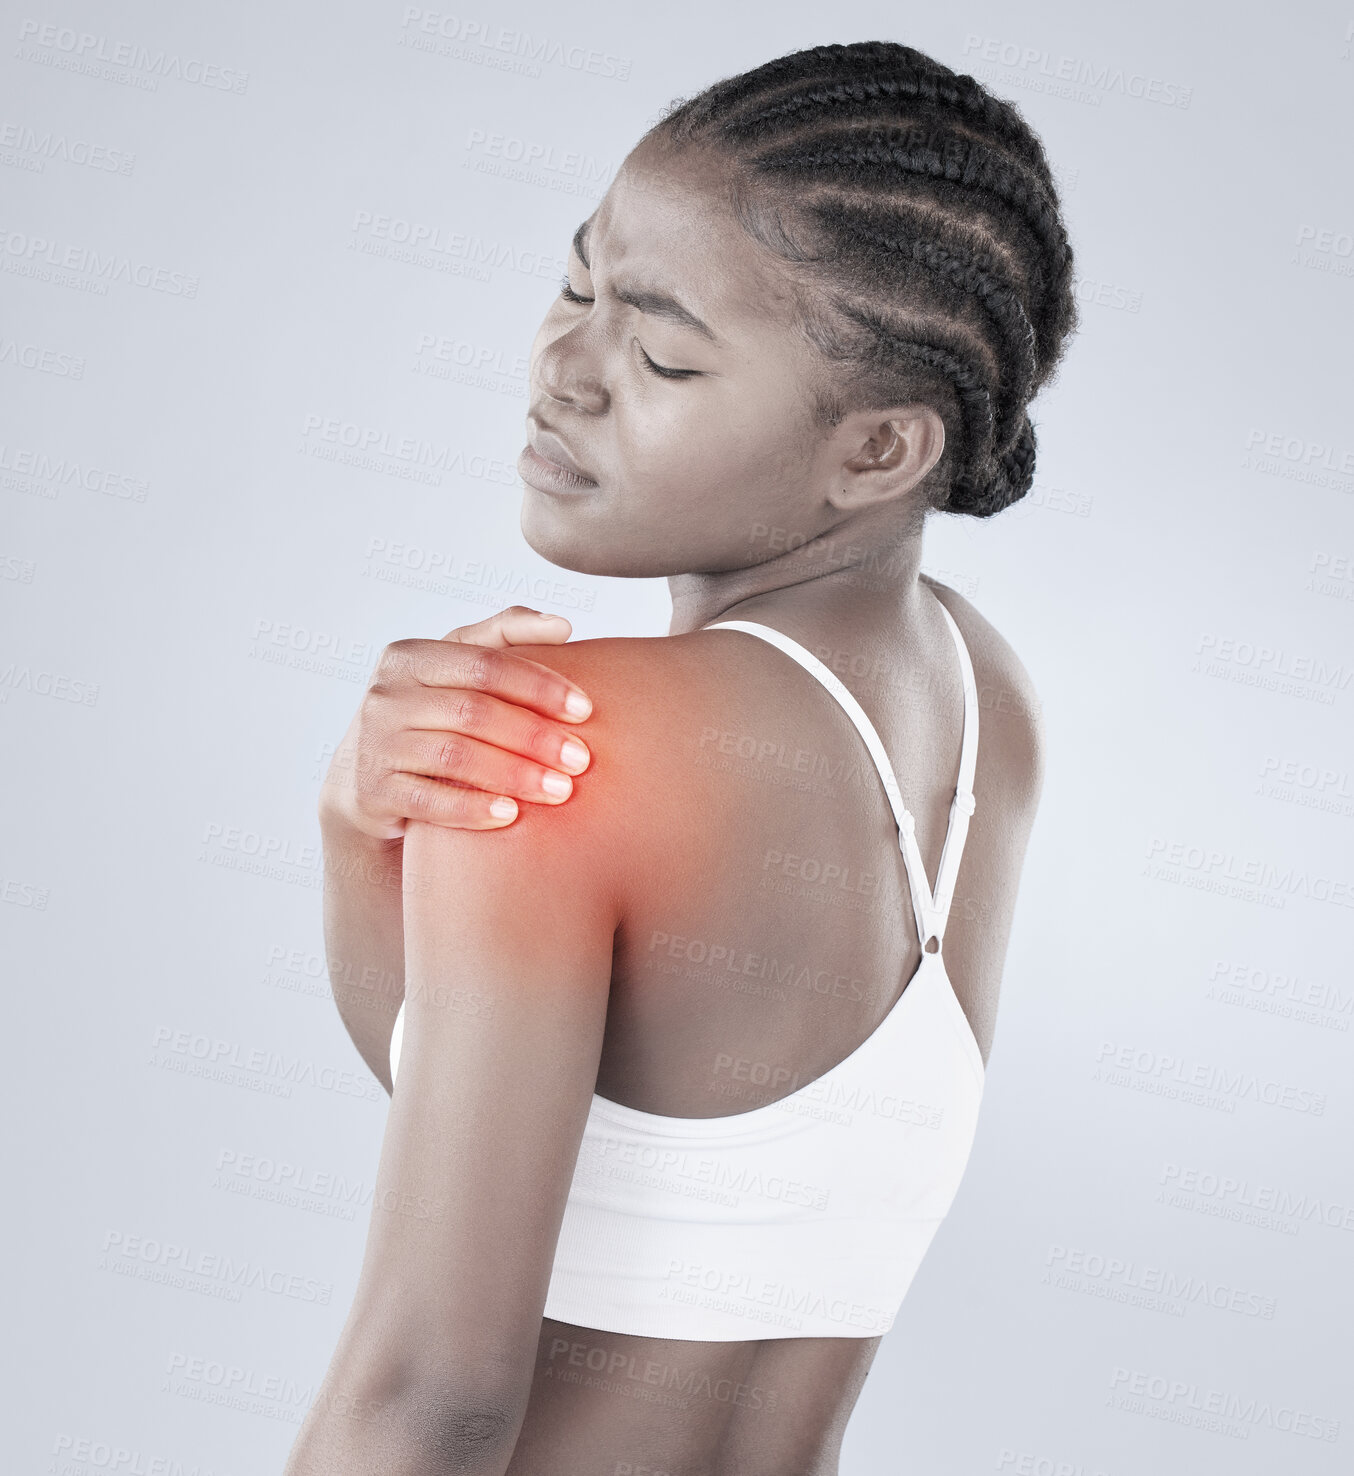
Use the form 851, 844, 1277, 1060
432, 734, 470, 775
519, 718, 554, 757
375, 639, 418, 684
350, 752, 383, 796
354, 724, 389, 763
402, 782, 441, 820
446, 691, 487, 734
459, 649, 499, 692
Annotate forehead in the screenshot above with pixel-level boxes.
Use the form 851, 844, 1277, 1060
584, 141, 804, 341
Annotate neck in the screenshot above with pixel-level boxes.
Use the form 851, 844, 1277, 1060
667, 515, 929, 641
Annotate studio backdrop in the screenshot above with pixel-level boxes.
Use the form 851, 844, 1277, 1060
4, 1, 1351, 1472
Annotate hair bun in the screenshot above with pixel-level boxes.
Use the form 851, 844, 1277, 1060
946, 415, 1037, 518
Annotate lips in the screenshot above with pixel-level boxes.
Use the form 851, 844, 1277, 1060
528, 421, 596, 484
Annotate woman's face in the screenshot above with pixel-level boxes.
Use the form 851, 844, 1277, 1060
517, 138, 838, 578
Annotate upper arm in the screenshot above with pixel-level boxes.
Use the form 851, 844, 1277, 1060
336, 708, 627, 1428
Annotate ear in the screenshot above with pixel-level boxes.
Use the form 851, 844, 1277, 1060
826, 405, 946, 512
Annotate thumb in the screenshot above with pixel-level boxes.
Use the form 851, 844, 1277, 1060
440, 605, 573, 648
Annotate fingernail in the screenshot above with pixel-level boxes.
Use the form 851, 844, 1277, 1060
541, 772, 572, 797
564, 690, 592, 718
560, 739, 589, 772
489, 797, 517, 820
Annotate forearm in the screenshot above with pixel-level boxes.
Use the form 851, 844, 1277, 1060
320, 819, 407, 1092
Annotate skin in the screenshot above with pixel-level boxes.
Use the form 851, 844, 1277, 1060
291, 132, 1046, 1475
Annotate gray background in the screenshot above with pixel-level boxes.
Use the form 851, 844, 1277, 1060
3, 1, 1351, 1471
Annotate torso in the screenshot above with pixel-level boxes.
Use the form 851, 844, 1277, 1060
500, 578, 1045, 1475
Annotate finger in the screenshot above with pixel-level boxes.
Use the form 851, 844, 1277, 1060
390, 728, 581, 804
380, 638, 592, 723
389, 775, 523, 830
377, 688, 591, 776
441, 605, 572, 648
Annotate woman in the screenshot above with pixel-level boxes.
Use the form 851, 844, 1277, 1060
287, 40, 1075, 1476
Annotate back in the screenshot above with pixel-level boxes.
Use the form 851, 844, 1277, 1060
592, 577, 1044, 1119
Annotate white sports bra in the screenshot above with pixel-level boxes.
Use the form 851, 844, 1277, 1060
390, 597, 985, 1341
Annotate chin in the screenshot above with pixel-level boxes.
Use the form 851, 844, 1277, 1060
519, 497, 683, 579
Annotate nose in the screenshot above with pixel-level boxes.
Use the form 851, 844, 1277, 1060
535, 323, 609, 414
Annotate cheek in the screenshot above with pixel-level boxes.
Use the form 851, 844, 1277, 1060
690, 376, 816, 492
627, 370, 798, 480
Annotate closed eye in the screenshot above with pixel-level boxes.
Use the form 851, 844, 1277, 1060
637, 344, 696, 380
557, 276, 699, 379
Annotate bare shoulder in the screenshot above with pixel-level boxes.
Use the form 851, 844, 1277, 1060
502, 632, 693, 743
484, 630, 707, 823
920, 575, 1047, 813
492, 628, 790, 875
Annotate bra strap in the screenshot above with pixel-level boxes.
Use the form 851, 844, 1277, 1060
703, 617, 940, 951
927, 601, 980, 943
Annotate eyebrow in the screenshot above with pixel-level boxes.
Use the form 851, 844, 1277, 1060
572, 218, 720, 345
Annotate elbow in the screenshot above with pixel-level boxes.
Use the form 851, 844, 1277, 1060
392, 1384, 523, 1471
291, 1365, 523, 1475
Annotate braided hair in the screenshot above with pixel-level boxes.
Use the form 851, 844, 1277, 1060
642, 42, 1078, 518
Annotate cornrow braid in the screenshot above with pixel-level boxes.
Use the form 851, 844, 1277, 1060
755, 128, 1072, 372
665, 41, 952, 137
649, 40, 1078, 518
809, 200, 1039, 435
720, 72, 1053, 181
838, 302, 1037, 517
